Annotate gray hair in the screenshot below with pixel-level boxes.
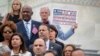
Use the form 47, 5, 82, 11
0, 45, 11, 55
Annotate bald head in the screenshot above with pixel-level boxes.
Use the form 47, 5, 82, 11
33, 38, 46, 56
72, 49, 85, 56
22, 5, 33, 21
33, 38, 46, 46
22, 5, 33, 12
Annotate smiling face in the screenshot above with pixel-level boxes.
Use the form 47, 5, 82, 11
22, 6, 33, 21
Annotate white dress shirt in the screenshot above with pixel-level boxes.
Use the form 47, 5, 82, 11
46, 40, 50, 50
23, 20, 32, 39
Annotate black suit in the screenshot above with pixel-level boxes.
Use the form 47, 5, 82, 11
16, 20, 41, 49
49, 41, 62, 56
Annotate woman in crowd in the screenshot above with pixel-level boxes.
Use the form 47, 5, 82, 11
63, 44, 76, 56
49, 25, 64, 49
0, 21, 17, 51
2, 0, 22, 24
9, 33, 32, 56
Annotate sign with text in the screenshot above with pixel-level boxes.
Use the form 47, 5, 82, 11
53, 9, 77, 41
53, 9, 77, 25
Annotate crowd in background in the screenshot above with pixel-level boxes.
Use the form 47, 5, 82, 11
0, 0, 84, 56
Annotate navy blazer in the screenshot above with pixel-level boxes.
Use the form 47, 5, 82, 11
16, 20, 41, 49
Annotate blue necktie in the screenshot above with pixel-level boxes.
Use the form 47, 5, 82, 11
25, 22, 30, 39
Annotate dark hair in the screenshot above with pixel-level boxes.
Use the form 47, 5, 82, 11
39, 24, 50, 31
49, 25, 58, 37
0, 21, 17, 34
44, 50, 57, 56
9, 33, 27, 53
63, 44, 76, 56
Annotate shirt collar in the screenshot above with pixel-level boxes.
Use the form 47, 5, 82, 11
23, 20, 31, 24
46, 40, 50, 50
42, 21, 49, 24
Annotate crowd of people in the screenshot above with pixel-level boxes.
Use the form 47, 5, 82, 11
0, 0, 84, 56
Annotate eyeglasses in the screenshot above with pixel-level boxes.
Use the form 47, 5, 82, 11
3, 31, 13, 34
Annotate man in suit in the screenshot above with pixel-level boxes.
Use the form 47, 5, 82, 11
16, 5, 41, 49
33, 38, 46, 56
38, 24, 62, 56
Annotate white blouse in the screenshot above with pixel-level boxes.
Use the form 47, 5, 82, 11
11, 50, 32, 56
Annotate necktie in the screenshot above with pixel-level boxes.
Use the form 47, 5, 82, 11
25, 22, 30, 39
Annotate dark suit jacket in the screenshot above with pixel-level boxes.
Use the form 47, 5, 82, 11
55, 40, 64, 50
16, 20, 41, 49
49, 41, 62, 56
